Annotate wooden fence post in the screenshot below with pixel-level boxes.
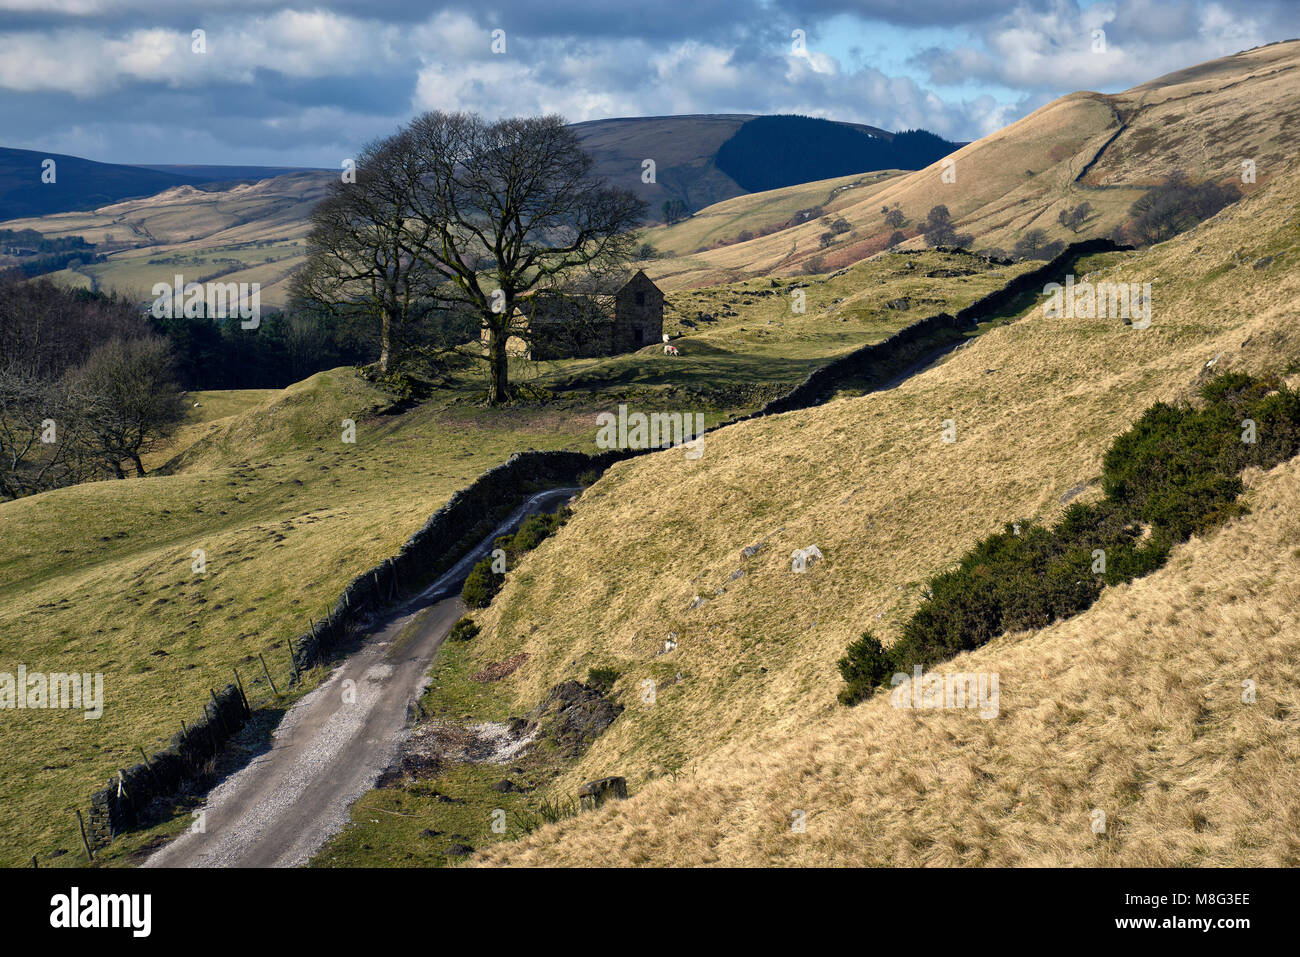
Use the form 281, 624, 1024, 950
258, 653, 279, 695
233, 668, 251, 717
138, 747, 162, 789
75, 810, 94, 862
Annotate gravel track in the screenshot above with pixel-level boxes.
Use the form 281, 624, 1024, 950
144, 487, 579, 868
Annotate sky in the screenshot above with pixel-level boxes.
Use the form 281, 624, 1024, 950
0, 0, 1296, 167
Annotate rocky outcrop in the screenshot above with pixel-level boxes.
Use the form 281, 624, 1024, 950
577, 776, 627, 810
527, 680, 623, 759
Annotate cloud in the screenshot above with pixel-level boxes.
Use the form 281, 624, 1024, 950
0, 0, 1295, 165
911, 0, 1296, 93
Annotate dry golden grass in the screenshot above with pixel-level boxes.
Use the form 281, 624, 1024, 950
645, 40, 1300, 290
644, 170, 900, 261
1, 173, 330, 305
466, 155, 1300, 866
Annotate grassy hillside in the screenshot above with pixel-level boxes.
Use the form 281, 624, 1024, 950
446, 150, 1300, 866
7, 43, 1297, 870
4, 115, 924, 305
642, 40, 1300, 289
0, 371, 606, 866
0, 172, 332, 306
0, 248, 1020, 867
642, 170, 900, 266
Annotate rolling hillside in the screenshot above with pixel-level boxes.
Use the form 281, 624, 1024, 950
1, 114, 956, 305
642, 40, 1300, 289
0, 147, 320, 220
457, 149, 1300, 867
0, 172, 334, 305
4, 40, 1298, 870
0, 243, 1025, 866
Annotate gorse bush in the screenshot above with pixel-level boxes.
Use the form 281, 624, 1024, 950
460, 558, 501, 609
836, 632, 893, 706
448, 617, 480, 642
508, 509, 570, 554
839, 372, 1300, 705
460, 506, 572, 609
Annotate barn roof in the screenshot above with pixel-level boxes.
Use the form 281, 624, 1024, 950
518, 269, 661, 324
562, 268, 658, 297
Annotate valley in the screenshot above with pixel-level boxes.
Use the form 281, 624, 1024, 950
2, 35, 1299, 877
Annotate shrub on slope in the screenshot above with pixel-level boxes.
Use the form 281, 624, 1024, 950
839, 372, 1300, 705
462, 507, 572, 609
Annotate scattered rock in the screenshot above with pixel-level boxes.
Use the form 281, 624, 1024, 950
527, 680, 623, 759
729, 568, 745, 581
492, 779, 523, 793
577, 776, 627, 811
446, 843, 474, 857
741, 541, 767, 559
791, 545, 824, 573
1059, 482, 1088, 504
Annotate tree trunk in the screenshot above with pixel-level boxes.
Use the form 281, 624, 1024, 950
131, 453, 146, 477
486, 324, 509, 405
378, 309, 392, 373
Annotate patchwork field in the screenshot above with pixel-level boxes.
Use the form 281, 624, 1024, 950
0, 173, 331, 306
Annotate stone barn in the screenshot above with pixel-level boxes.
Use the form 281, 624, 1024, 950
525, 269, 664, 360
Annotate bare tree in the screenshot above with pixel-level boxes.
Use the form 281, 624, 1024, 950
293, 131, 452, 374
0, 363, 98, 499
400, 112, 647, 403
1058, 201, 1093, 233
922, 205, 972, 248
76, 337, 185, 477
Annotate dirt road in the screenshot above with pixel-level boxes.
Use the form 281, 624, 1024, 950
145, 487, 579, 868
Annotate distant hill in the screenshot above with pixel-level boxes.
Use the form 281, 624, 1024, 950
0, 148, 323, 220
644, 40, 1300, 287
569, 114, 947, 221
3, 115, 948, 226
0, 147, 205, 220
136, 164, 326, 182
714, 116, 960, 193
0, 171, 334, 305
1, 113, 964, 303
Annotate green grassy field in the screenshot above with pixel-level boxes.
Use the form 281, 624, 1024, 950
0, 247, 1028, 866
